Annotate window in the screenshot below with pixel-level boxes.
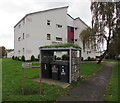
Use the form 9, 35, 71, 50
87, 51, 91, 54
18, 24, 21, 28
18, 50, 20, 54
75, 39, 77, 41
23, 33, 25, 39
47, 20, 51, 25
23, 48, 24, 54
56, 24, 62, 28
23, 19, 25, 25
18, 37, 21, 41
75, 27, 77, 30
56, 37, 62, 41
47, 34, 51, 40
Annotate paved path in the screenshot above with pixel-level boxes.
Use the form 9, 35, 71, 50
56, 62, 115, 102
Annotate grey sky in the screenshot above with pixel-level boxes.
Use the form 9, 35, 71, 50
0, 0, 92, 49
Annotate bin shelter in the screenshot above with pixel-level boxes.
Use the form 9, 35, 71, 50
39, 46, 81, 83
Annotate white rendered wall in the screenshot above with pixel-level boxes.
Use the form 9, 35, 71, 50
14, 7, 96, 60
14, 7, 68, 60
14, 18, 27, 59
7, 51, 14, 58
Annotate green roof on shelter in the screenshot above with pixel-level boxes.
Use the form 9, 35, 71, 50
40, 43, 81, 49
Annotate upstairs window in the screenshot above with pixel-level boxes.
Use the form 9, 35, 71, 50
47, 34, 51, 40
18, 24, 21, 28
18, 50, 20, 54
18, 37, 21, 41
56, 24, 62, 28
23, 19, 25, 25
75, 27, 78, 30
23, 48, 24, 54
47, 20, 51, 26
56, 37, 62, 41
23, 33, 25, 39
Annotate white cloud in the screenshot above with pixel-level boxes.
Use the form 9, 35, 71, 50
0, 0, 91, 49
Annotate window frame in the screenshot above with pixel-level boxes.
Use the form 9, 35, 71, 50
18, 37, 21, 41
47, 34, 51, 40
23, 33, 25, 39
56, 24, 62, 28
47, 20, 51, 26
56, 37, 62, 41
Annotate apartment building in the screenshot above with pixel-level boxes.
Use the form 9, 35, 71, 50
14, 6, 96, 60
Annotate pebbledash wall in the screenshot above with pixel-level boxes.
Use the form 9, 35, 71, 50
14, 6, 96, 60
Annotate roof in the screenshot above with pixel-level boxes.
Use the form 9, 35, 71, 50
40, 43, 81, 48
67, 14, 74, 20
14, 6, 69, 28
67, 14, 89, 28
74, 17, 89, 28
14, 6, 89, 28
40, 47, 81, 51
39, 43, 81, 51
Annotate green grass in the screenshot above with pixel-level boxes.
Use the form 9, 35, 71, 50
0, 59, 2, 102
2, 58, 66, 102
103, 59, 118, 63
2, 58, 102, 102
104, 61, 119, 102
81, 62, 102, 78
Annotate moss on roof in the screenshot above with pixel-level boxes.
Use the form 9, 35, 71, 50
40, 43, 81, 48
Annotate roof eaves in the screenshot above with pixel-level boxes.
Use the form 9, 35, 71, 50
67, 14, 74, 20
14, 14, 28, 28
14, 6, 69, 28
29, 6, 69, 16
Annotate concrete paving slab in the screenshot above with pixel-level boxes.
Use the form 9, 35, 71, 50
33, 78, 70, 88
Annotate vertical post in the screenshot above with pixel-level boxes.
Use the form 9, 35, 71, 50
69, 49, 72, 83
22, 68, 24, 95
39, 49, 42, 94
79, 50, 81, 75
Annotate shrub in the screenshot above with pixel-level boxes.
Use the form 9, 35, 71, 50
21, 55, 25, 61
62, 54, 69, 60
81, 57, 84, 61
38, 54, 40, 59
87, 57, 91, 61
14, 56, 18, 60
31, 55, 35, 61
116, 57, 120, 61
87, 57, 96, 61
12, 56, 14, 60
91, 58, 96, 61
56, 57, 61, 60
18, 56, 21, 61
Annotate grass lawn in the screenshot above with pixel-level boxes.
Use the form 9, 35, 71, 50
103, 59, 119, 63
2, 58, 102, 102
2, 58, 66, 102
0, 59, 2, 102
104, 60, 119, 102
81, 62, 102, 78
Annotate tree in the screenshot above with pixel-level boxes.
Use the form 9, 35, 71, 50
111, 2, 120, 55
80, 2, 119, 64
31, 55, 35, 61
0, 46, 6, 58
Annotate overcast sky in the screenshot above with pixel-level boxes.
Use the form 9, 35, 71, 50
0, 0, 92, 49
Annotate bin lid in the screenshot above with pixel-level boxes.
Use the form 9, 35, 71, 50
41, 61, 51, 63
51, 61, 69, 65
